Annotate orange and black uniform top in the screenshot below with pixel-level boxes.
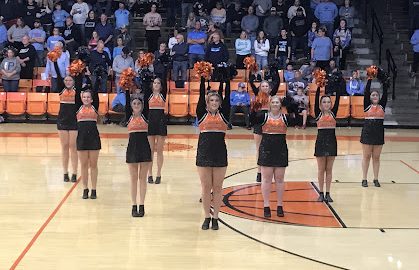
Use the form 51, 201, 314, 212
314, 86, 340, 129
363, 79, 387, 119
57, 87, 79, 130
125, 89, 150, 133
249, 69, 280, 111
261, 114, 288, 134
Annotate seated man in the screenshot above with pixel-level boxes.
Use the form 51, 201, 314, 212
229, 82, 251, 130
288, 70, 307, 96
346, 70, 365, 96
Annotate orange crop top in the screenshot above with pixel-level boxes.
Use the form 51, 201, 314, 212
316, 112, 336, 129
127, 115, 148, 133
262, 114, 287, 134
364, 105, 385, 119
148, 93, 165, 110
60, 89, 76, 104
76, 106, 98, 122
199, 112, 228, 133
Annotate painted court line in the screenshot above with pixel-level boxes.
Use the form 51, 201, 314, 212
400, 160, 419, 174
9, 179, 80, 270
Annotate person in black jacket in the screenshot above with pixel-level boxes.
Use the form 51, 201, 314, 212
87, 39, 111, 93
153, 42, 170, 81
171, 34, 189, 81
63, 16, 82, 59
290, 7, 309, 60
17, 35, 37, 79
205, 33, 229, 66
24, 0, 40, 28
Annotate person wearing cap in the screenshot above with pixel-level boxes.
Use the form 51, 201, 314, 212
53, 2, 70, 33
287, 0, 306, 21
114, 2, 131, 30
28, 20, 47, 67
263, 7, 284, 49
112, 46, 135, 93
229, 82, 251, 130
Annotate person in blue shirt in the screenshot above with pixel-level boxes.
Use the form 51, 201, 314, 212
187, 21, 207, 68
29, 20, 47, 67
311, 27, 333, 70
113, 37, 124, 59
229, 82, 251, 129
47, 27, 66, 51
410, 28, 419, 77
45, 42, 70, 93
284, 64, 295, 82
314, 0, 338, 38
346, 70, 365, 96
95, 13, 114, 50
53, 2, 70, 32
114, 2, 130, 30
0, 19, 8, 52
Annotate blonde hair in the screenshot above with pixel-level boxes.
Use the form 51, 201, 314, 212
206, 91, 222, 105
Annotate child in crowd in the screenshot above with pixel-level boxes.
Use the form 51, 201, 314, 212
333, 36, 342, 69
346, 70, 365, 96
275, 29, 291, 69
284, 63, 295, 82
292, 86, 309, 129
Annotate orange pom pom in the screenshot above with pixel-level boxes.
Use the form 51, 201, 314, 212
193, 61, 213, 80
313, 69, 327, 88
119, 68, 136, 91
243, 56, 258, 73
255, 91, 270, 109
366, 65, 378, 80
68, 59, 86, 76
138, 53, 155, 68
47, 47, 62, 62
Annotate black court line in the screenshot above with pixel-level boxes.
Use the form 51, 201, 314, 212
222, 204, 335, 218
218, 217, 350, 270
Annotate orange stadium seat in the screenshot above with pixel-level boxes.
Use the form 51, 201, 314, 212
18, 79, 33, 92
232, 69, 246, 82
307, 83, 325, 95
351, 96, 365, 119
169, 80, 189, 94
331, 96, 350, 119
188, 94, 199, 117
208, 82, 221, 92
27, 93, 47, 116
98, 93, 109, 116
309, 94, 317, 118
0, 91, 6, 113
188, 69, 200, 81
108, 93, 124, 116
32, 79, 51, 93
6, 92, 27, 115
168, 93, 189, 117
230, 81, 244, 91
277, 82, 287, 97
47, 93, 60, 116
189, 81, 201, 93
34, 67, 46, 79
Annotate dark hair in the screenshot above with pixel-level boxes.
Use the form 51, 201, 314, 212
339, 19, 347, 29
318, 26, 327, 33
122, 46, 130, 55
320, 95, 332, 106
67, 15, 73, 20
82, 90, 93, 97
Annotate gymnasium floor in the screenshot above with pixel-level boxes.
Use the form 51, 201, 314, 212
1, 123, 418, 270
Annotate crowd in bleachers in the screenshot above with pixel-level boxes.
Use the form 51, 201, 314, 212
0, 0, 371, 125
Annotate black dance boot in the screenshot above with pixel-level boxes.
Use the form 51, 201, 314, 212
277, 206, 284, 217
211, 218, 219, 230
90, 189, 97, 199
317, 192, 325, 202
264, 207, 271, 218
362, 180, 368, 187
373, 179, 381, 187
71, 174, 77, 183
155, 176, 161, 184
138, 205, 145, 217
256, 173, 262, 183
132, 205, 140, 217
201, 218, 211, 230
325, 192, 333, 203
82, 189, 89, 199
64, 173, 70, 182
148, 176, 154, 184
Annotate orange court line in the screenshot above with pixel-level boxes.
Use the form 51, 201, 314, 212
9, 179, 80, 270
1, 132, 419, 142
400, 160, 419, 174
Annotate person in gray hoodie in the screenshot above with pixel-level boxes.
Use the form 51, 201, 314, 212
241, 6, 259, 54
0, 48, 21, 92
263, 7, 284, 52
252, 0, 272, 28
112, 47, 135, 93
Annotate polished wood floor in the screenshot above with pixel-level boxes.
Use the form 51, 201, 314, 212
0, 123, 418, 270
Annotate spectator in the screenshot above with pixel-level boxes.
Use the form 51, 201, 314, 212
235, 31, 252, 68
411, 27, 419, 77
339, 0, 355, 30
87, 40, 112, 92
17, 35, 37, 79
47, 27, 65, 51
154, 42, 170, 80
186, 12, 197, 30
115, 2, 131, 30
308, 21, 319, 59
229, 82, 251, 130
38, 1, 54, 34
241, 6, 259, 54
205, 33, 229, 66
333, 19, 351, 69
7, 18, 31, 50
254, 30, 270, 70
24, 0, 41, 29
187, 21, 207, 68
252, 0, 272, 28
0, 20, 7, 52
0, 0, 20, 22
143, 3, 162, 53
182, 0, 195, 26
288, 0, 307, 21
112, 46, 135, 93
292, 86, 308, 128
0, 48, 21, 92
210, 1, 226, 31
134, 50, 154, 88
300, 60, 316, 81
311, 0, 321, 10
196, 7, 210, 31
84, 10, 97, 45
168, 28, 179, 52
119, 25, 132, 49
325, 59, 345, 95
288, 70, 308, 96
275, 29, 291, 69
290, 7, 309, 60
95, 0, 112, 16
28, 20, 46, 67
95, 13, 114, 50
207, 21, 224, 43
332, 36, 342, 68
45, 42, 70, 93
113, 37, 124, 59
274, 0, 290, 28
53, 2, 70, 32
63, 16, 82, 58
71, 0, 89, 42
226, 2, 245, 36
315, 0, 338, 38
171, 34, 189, 81
346, 70, 364, 96
311, 26, 332, 69
284, 63, 295, 81
263, 7, 284, 50
88, 30, 100, 50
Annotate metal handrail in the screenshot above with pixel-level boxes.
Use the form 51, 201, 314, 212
386, 49, 398, 100
371, 9, 384, 64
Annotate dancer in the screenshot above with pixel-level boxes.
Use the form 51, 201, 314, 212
125, 88, 152, 217
196, 76, 230, 230
249, 69, 280, 182
250, 95, 294, 218
75, 73, 101, 199
146, 77, 167, 184
314, 86, 340, 202
361, 67, 389, 187
57, 76, 78, 182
